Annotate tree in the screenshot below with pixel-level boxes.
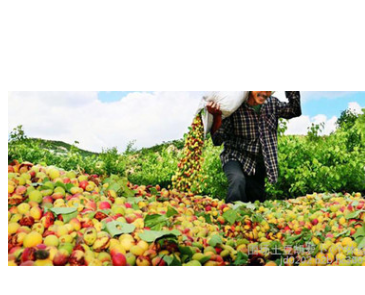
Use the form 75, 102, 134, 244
9, 125, 27, 142
337, 109, 358, 130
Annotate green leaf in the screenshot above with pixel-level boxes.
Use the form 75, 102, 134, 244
105, 221, 136, 237
298, 228, 313, 244
208, 234, 223, 247
222, 210, 238, 225
312, 245, 320, 256
322, 194, 332, 201
144, 214, 168, 230
149, 187, 159, 195
148, 196, 157, 203
88, 211, 96, 219
39, 185, 51, 190
357, 237, 365, 250
232, 201, 246, 210
108, 182, 121, 192
62, 211, 78, 223
192, 242, 203, 250
163, 255, 182, 266
138, 230, 181, 243
101, 220, 107, 231
55, 181, 66, 189
285, 233, 302, 245
50, 207, 77, 215
166, 206, 178, 218
196, 212, 213, 224
199, 255, 212, 265
123, 187, 136, 198
353, 226, 365, 239
233, 201, 256, 211
251, 213, 264, 223
178, 246, 194, 258
100, 209, 111, 215
157, 236, 178, 249
352, 200, 359, 207
245, 202, 256, 210
162, 255, 173, 265
275, 258, 284, 266
324, 225, 331, 233
334, 229, 351, 238
66, 183, 75, 192
345, 210, 365, 220
234, 252, 248, 266
105, 177, 136, 198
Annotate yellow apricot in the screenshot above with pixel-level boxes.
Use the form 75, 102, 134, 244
23, 231, 43, 248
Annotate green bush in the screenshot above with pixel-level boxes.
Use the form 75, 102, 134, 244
266, 111, 365, 199
126, 147, 179, 188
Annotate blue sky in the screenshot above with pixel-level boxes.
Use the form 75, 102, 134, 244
301, 92, 365, 117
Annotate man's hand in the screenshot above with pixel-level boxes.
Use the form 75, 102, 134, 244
207, 101, 222, 117
208, 101, 223, 135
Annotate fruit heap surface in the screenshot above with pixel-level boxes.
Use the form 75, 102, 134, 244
172, 113, 205, 193
8, 161, 365, 266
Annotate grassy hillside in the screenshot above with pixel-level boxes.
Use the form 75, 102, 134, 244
24, 138, 99, 157
23, 137, 185, 157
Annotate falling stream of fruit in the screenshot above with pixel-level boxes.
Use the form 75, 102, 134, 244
171, 113, 205, 194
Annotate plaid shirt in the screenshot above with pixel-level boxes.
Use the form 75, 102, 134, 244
211, 91, 302, 184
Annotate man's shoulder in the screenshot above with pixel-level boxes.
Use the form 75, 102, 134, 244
230, 102, 248, 116
266, 96, 279, 105
262, 97, 279, 113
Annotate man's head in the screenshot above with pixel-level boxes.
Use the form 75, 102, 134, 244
250, 91, 273, 105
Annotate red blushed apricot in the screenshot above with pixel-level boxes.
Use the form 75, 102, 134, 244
68, 219, 80, 232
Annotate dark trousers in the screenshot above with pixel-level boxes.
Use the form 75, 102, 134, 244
223, 159, 267, 203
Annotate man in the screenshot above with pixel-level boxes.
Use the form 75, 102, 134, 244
207, 91, 301, 203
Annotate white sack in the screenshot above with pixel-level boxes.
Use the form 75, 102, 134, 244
196, 91, 249, 137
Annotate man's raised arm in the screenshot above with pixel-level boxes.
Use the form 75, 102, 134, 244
274, 91, 302, 119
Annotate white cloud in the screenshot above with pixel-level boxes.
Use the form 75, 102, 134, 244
348, 101, 363, 114
8, 91, 204, 152
285, 114, 338, 136
323, 116, 338, 135
285, 115, 311, 135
